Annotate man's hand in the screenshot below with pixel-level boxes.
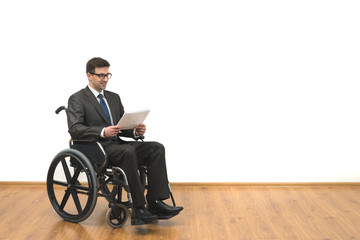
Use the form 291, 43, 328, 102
104, 126, 122, 138
135, 123, 146, 136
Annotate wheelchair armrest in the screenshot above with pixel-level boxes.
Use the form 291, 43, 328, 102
69, 139, 98, 144
134, 135, 145, 141
69, 139, 108, 173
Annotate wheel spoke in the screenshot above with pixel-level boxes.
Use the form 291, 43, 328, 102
51, 180, 68, 187
70, 167, 82, 185
70, 189, 83, 214
61, 158, 72, 184
72, 185, 90, 192
59, 161, 83, 212
59, 189, 71, 211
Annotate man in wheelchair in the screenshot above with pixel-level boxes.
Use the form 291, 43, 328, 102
66, 57, 183, 225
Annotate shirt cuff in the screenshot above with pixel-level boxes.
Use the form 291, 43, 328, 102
101, 128, 106, 138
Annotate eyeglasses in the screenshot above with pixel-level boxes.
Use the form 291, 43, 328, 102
90, 72, 112, 80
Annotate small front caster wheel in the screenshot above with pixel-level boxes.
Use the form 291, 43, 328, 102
106, 204, 128, 228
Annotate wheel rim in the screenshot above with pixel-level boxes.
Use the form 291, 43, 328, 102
47, 149, 97, 222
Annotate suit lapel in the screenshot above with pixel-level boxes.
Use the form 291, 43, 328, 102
84, 86, 110, 125
104, 90, 120, 124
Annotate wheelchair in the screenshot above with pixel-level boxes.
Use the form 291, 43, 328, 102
46, 106, 176, 228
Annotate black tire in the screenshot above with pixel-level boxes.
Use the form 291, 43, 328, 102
47, 148, 98, 223
106, 204, 128, 228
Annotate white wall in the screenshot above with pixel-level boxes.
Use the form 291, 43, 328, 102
1, 0, 359, 182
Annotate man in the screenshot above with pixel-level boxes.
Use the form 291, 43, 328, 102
67, 57, 183, 225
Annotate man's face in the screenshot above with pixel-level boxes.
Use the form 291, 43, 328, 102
87, 67, 110, 92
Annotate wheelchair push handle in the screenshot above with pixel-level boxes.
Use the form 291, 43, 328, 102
55, 106, 67, 114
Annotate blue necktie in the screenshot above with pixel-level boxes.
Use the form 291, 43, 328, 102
98, 94, 111, 125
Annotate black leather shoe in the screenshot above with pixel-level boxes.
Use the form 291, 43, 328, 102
148, 200, 184, 219
131, 206, 157, 225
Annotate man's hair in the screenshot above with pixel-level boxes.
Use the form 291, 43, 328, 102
86, 57, 110, 73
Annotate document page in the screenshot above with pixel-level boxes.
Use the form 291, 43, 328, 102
116, 109, 150, 130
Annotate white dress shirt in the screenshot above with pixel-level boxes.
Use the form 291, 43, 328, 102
88, 85, 114, 137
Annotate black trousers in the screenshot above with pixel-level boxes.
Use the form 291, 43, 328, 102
102, 140, 170, 207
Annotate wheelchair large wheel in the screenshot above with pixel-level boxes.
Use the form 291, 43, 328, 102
47, 148, 98, 223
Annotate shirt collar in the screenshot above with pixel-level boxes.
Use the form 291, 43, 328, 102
88, 85, 104, 98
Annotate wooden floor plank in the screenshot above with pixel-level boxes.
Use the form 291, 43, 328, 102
0, 184, 360, 239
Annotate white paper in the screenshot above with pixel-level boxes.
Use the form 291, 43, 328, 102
116, 109, 150, 130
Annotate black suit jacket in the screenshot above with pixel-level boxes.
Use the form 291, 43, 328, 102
67, 86, 134, 141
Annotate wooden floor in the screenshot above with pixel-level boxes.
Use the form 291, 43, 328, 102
0, 183, 360, 240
